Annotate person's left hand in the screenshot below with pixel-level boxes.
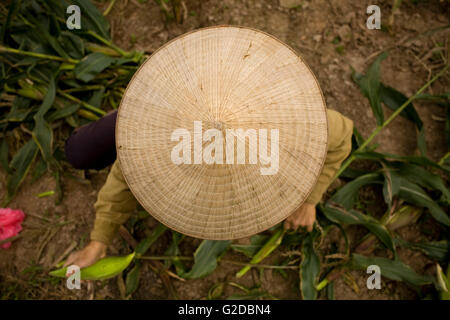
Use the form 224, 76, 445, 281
284, 203, 316, 232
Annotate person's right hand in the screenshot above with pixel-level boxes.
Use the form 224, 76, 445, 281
64, 241, 107, 274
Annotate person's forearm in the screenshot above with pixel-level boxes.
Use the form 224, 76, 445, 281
305, 110, 353, 205
305, 146, 351, 205
90, 161, 138, 245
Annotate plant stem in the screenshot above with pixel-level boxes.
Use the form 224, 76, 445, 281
57, 90, 106, 116
316, 278, 329, 291
0, 46, 79, 64
333, 63, 449, 181
103, 0, 117, 16
63, 85, 105, 93
438, 151, 450, 166
86, 30, 127, 57
138, 255, 299, 270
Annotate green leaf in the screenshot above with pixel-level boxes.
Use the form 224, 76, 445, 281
383, 205, 422, 231
74, 53, 116, 82
88, 87, 105, 108
22, 11, 70, 59
71, 0, 111, 40
415, 91, 450, 103
351, 254, 435, 287
436, 264, 450, 300
327, 282, 335, 300
47, 104, 80, 122
125, 261, 141, 296
58, 31, 85, 59
1, 0, 21, 43
135, 223, 167, 256
396, 239, 450, 262
164, 231, 184, 272
354, 151, 450, 175
6, 139, 39, 202
6, 96, 33, 122
231, 234, 269, 258
398, 178, 450, 226
32, 76, 56, 162
352, 127, 365, 149
321, 204, 395, 254
394, 163, 450, 202
32, 120, 53, 163
380, 84, 426, 155
352, 52, 388, 126
236, 228, 285, 278
0, 139, 10, 174
184, 240, 231, 279
207, 282, 224, 300
300, 232, 320, 300
330, 172, 383, 209
381, 167, 400, 208
49, 252, 135, 281
31, 157, 48, 182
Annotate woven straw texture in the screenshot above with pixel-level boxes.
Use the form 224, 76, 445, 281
116, 26, 328, 240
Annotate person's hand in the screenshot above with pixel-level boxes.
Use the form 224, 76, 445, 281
284, 203, 316, 232
64, 241, 107, 274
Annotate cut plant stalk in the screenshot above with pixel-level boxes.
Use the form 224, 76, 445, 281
0, 45, 80, 64
57, 91, 106, 116
85, 30, 128, 57
236, 228, 286, 278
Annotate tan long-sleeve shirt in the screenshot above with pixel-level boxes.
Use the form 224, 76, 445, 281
90, 109, 353, 245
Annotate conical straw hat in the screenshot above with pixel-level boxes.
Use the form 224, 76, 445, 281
116, 26, 328, 240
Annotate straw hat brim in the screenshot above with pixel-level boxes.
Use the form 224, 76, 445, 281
116, 25, 328, 240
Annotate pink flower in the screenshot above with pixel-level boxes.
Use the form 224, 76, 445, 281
0, 208, 25, 249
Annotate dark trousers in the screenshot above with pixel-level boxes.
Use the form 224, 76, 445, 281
65, 111, 118, 170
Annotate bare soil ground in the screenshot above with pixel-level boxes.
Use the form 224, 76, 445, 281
0, 0, 448, 300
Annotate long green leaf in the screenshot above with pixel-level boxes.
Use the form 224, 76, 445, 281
396, 239, 450, 262
47, 104, 80, 122
74, 53, 116, 82
398, 178, 450, 226
330, 172, 383, 209
380, 84, 426, 155
394, 163, 450, 202
164, 231, 184, 272
67, 0, 111, 40
231, 234, 269, 258
1, 0, 21, 43
436, 264, 450, 300
381, 167, 400, 208
0, 139, 10, 174
32, 76, 56, 162
125, 261, 141, 296
351, 254, 435, 287
354, 151, 450, 175
300, 232, 320, 300
321, 204, 395, 254
184, 240, 231, 279
135, 223, 168, 256
6, 139, 39, 202
352, 52, 388, 126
